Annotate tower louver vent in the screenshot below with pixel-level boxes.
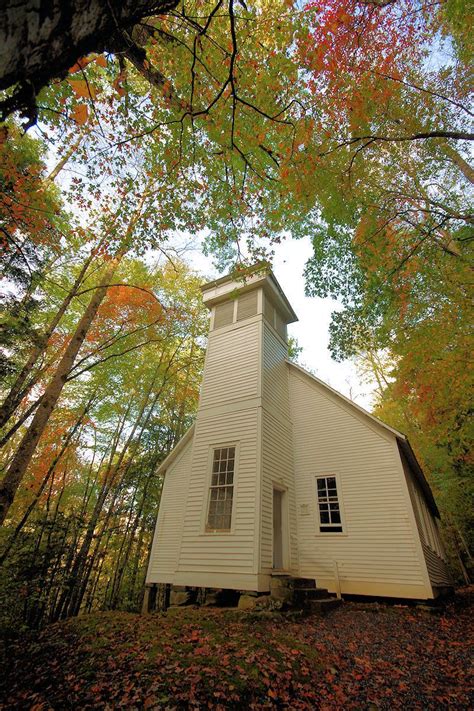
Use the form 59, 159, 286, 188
213, 300, 234, 329
264, 295, 275, 326
237, 290, 258, 321
275, 311, 286, 341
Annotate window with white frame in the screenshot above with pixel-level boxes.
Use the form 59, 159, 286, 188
206, 446, 235, 531
316, 476, 343, 532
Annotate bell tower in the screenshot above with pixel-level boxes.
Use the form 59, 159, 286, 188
174, 265, 299, 591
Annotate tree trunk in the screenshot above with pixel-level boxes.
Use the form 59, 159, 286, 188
0, 394, 95, 566
441, 142, 474, 185
0, 254, 122, 524
0, 251, 96, 431
52, 404, 131, 620
0, 0, 179, 120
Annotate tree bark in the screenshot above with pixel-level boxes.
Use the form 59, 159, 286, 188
0, 251, 95, 430
0, 394, 95, 566
52, 404, 130, 621
0, 0, 179, 121
0, 253, 122, 525
441, 142, 474, 185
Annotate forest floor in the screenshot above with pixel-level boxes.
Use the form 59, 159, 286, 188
1, 587, 473, 710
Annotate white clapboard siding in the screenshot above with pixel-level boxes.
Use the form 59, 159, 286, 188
146, 270, 443, 600
237, 290, 258, 321
288, 365, 432, 598
146, 438, 192, 584
261, 411, 299, 572
199, 321, 259, 409
260, 323, 298, 572
262, 323, 290, 417
177, 408, 259, 575
422, 544, 453, 587
401, 454, 452, 589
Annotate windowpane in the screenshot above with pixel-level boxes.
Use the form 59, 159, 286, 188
207, 449, 235, 531
316, 476, 343, 533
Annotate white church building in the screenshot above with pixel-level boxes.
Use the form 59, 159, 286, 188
145, 267, 452, 601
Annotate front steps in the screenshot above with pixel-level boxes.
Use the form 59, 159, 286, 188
270, 574, 342, 615
152, 576, 342, 616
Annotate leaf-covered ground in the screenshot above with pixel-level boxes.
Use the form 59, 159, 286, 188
1, 588, 473, 710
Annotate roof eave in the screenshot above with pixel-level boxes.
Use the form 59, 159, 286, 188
396, 438, 440, 519
156, 424, 195, 476
287, 360, 440, 519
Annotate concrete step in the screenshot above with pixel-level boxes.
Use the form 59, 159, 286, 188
291, 577, 317, 590
307, 598, 342, 616
294, 587, 330, 601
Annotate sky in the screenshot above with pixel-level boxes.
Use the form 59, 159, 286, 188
39, 134, 376, 411
173, 234, 376, 411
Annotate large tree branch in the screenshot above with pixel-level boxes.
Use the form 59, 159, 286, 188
321, 130, 474, 160
0, 0, 180, 122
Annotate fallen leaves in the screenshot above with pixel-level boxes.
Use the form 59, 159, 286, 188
1, 589, 473, 709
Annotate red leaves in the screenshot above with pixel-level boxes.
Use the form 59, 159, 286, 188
299, 0, 423, 124
3, 595, 474, 709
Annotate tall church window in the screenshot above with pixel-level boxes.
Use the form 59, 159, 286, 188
316, 476, 343, 532
206, 447, 235, 531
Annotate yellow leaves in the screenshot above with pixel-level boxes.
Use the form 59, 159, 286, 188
71, 104, 89, 125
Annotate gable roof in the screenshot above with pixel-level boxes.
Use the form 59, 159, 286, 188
288, 361, 440, 518
156, 424, 194, 476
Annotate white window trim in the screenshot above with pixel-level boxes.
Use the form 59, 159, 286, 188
272, 482, 290, 571
201, 441, 239, 535
314, 473, 347, 536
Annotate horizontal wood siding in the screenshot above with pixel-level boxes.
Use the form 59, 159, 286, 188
177, 408, 258, 576
401, 453, 452, 589
199, 321, 259, 409
422, 544, 453, 586
261, 325, 297, 572
262, 323, 289, 417
289, 367, 429, 597
146, 440, 192, 583
237, 291, 258, 321
261, 411, 298, 572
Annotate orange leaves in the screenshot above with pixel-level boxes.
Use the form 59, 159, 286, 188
66, 53, 105, 122
0, 126, 63, 246
87, 284, 163, 344
71, 103, 89, 125
68, 54, 107, 74
112, 70, 127, 98
68, 80, 97, 100
68, 57, 94, 74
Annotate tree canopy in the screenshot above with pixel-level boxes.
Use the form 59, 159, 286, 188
1, 0, 472, 625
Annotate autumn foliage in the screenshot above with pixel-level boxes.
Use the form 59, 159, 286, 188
2, 593, 473, 709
